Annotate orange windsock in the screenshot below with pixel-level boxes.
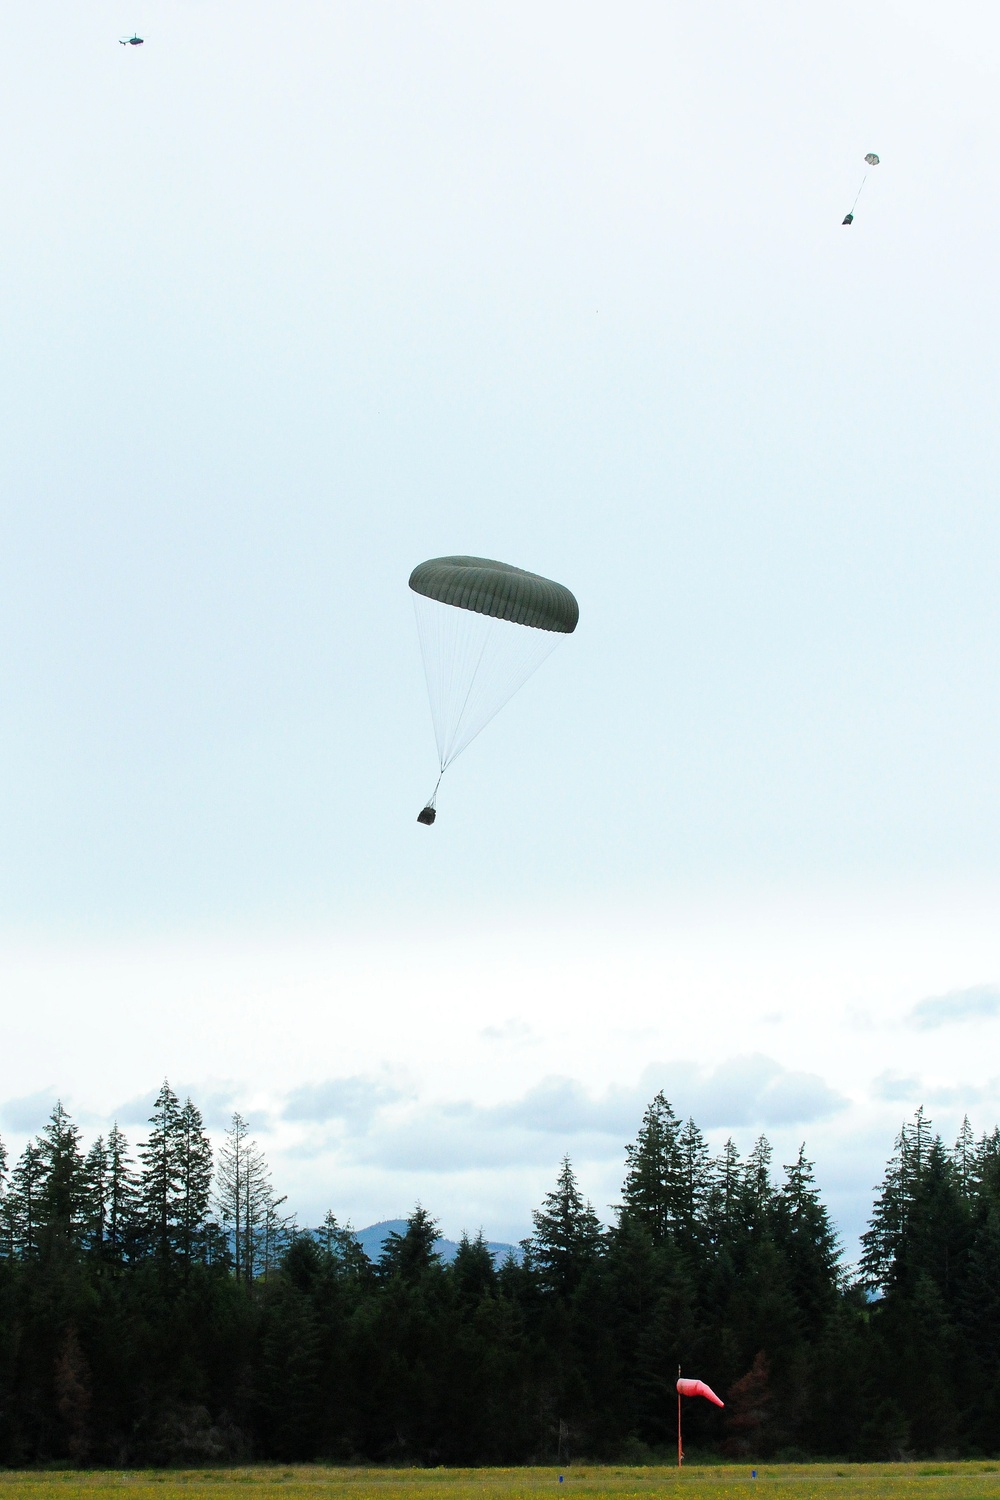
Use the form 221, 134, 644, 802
676, 1378, 724, 1408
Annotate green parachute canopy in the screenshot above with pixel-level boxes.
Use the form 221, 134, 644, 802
409, 555, 579, 822
408, 556, 579, 634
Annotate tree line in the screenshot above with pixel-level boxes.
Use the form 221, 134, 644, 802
0, 1083, 997, 1464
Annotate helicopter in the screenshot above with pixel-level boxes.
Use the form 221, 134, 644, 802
119, 33, 143, 45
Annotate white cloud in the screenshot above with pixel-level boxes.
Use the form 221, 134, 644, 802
282, 1075, 411, 1128
873, 1070, 1000, 1109
908, 984, 1000, 1029
295, 1055, 847, 1175
0, 1089, 57, 1134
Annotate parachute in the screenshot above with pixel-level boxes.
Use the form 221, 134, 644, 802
409, 555, 578, 823
843, 151, 880, 225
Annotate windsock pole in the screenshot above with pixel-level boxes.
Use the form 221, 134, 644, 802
677, 1365, 683, 1468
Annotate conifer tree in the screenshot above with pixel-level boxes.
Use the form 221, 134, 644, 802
379, 1204, 442, 1283
83, 1136, 108, 1258
620, 1091, 683, 1244
105, 1124, 138, 1264
675, 1117, 712, 1252
451, 1231, 497, 1307
317, 1210, 371, 1278
706, 1138, 741, 1246
953, 1116, 975, 1195
8, 1141, 46, 1257
860, 1117, 917, 1291
216, 1111, 277, 1284
176, 1097, 213, 1269
773, 1146, 841, 1325
741, 1136, 775, 1228
39, 1101, 87, 1249
528, 1156, 604, 1296
139, 1081, 184, 1266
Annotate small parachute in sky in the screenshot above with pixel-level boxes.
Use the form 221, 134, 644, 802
409, 555, 578, 824
843, 151, 880, 225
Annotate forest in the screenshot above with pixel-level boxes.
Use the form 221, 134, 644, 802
1, 1083, 998, 1466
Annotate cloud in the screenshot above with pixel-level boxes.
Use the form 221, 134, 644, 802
282, 1075, 409, 1127
340, 1055, 847, 1174
872, 1072, 925, 1103
0, 1089, 57, 1134
908, 984, 1000, 1030
480, 1019, 534, 1043
666, 1054, 847, 1129
873, 1071, 1000, 1109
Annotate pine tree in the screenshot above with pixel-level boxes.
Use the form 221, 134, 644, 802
741, 1136, 775, 1230
38, 1101, 87, 1250
317, 1210, 371, 1278
7, 1141, 46, 1257
528, 1156, 604, 1296
216, 1111, 277, 1285
176, 1097, 213, 1269
379, 1205, 442, 1283
675, 1117, 712, 1252
83, 1136, 108, 1258
105, 1124, 138, 1263
953, 1116, 975, 1196
860, 1114, 921, 1292
705, 1139, 742, 1247
139, 1081, 184, 1266
451, 1232, 497, 1307
620, 1092, 683, 1245
773, 1146, 841, 1326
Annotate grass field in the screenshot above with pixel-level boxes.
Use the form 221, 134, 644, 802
1, 1466, 999, 1500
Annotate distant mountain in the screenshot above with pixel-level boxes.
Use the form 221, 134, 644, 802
349, 1219, 520, 1266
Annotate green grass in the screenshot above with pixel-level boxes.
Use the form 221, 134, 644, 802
1, 1465, 1000, 1500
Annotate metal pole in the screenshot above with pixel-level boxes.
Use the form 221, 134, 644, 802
677, 1364, 682, 1468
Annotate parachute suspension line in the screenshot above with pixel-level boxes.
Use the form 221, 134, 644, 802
441, 625, 492, 773
849, 173, 868, 216
413, 593, 562, 771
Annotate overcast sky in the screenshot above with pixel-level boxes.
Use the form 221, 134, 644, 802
2, 0, 1000, 1258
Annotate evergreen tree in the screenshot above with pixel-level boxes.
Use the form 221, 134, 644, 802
176, 1097, 213, 1269
316, 1210, 371, 1278
773, 1146, 841, 1326
83, 1135, 108, 1258
379, 1205, 442, 1283
139, 1080, 184, 1266
216, 1111, 277, 1285
7, 1140, 46, 1257
953, 1116, 976, 1195
451, 1232, 497, 1307
38, 1101, 87, 1250
620, 1092, 683, 1245
706, 1138, 742, 1247
104, 1123, 138, 1264
528, 1156, 604, 1296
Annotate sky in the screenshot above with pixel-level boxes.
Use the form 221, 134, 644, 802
1, 0, 1000, 1260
